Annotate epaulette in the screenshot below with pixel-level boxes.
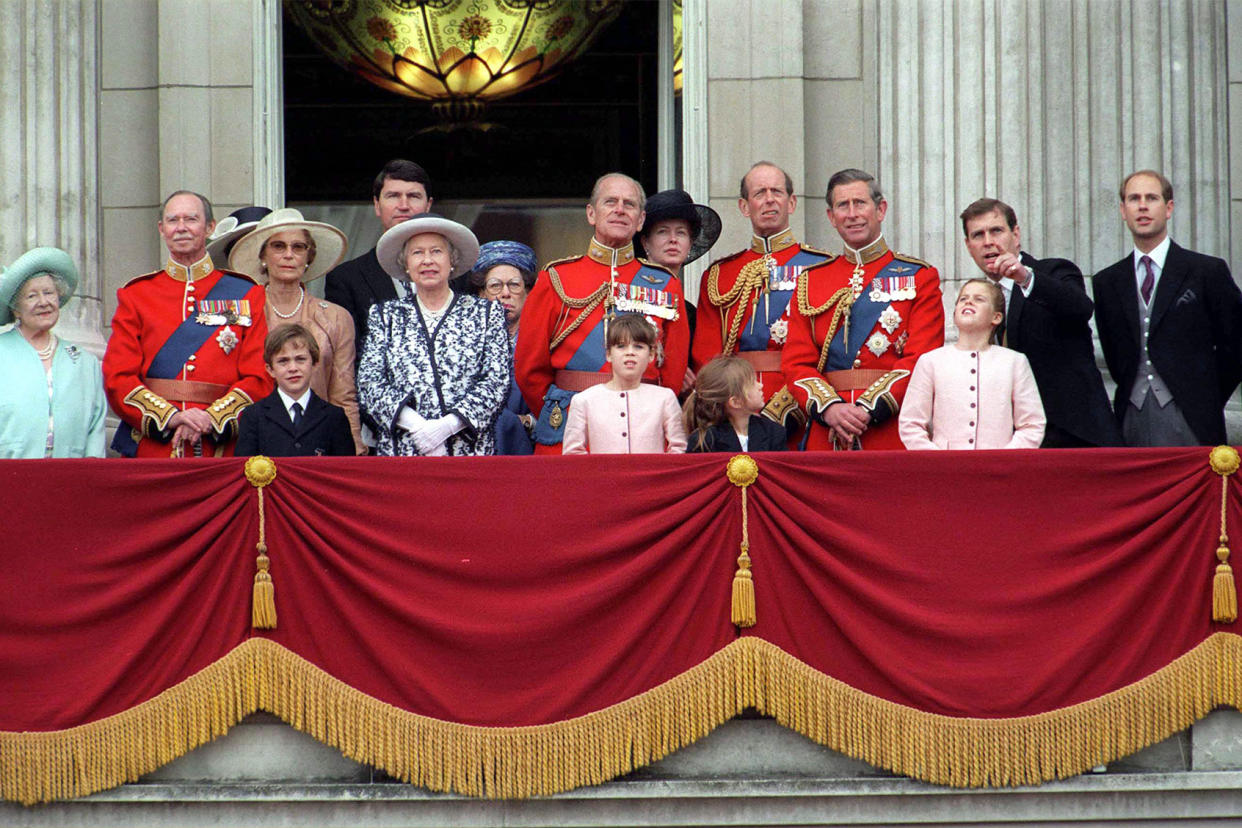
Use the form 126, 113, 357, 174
704, 248, 747, 270
636, 258, 676, 278
123, 269, 165, 288
539, 254, 582, 273
218, 268, 259, 285
797, 257, 836, 278
893, 252, 933, 269
800, 244, 836, 260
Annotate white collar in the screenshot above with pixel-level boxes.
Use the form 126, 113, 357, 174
277, 387, 312, 415
1133, 235, 1171, 271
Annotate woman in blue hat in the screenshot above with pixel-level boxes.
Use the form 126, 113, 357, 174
0, 247, 107, 457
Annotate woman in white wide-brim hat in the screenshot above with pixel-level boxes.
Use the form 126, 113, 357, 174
229, 208, 366, 454
0, 247, 107, 457
357, 213, 509, 456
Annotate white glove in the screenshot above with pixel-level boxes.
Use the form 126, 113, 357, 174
397, 406, 427, 433
412, 414, 464, 456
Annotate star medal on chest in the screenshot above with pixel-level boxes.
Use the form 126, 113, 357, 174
866, 331, 890, 357
216, 325, 239, 354
769, 312, 790, 346
878, 306, 902, 334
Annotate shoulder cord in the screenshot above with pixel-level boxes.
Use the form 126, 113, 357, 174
548, 265, 611, 351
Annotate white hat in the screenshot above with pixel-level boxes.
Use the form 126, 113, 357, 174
228, 208, 348, 283
375, 213, 480, 281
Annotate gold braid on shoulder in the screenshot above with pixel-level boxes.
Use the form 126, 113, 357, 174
795, 272, 854, 374
548, 265, 611, 351
707, 258, 769, 357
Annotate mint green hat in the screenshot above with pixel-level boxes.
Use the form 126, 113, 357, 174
0, 247, 80, 326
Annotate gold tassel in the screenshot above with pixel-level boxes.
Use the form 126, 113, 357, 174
253, 544, 277, 629
1215, 556, 1237, 624
726, 454, 760, 628
1209, 446, 1239, 623
244, 456, 279, 629
732, 546, 756, 627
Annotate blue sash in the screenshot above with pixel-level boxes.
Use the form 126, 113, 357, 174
147, 274, 253, 379
738, 249, 829, 352
565, 264, 674, 371
824, 259, 911, 371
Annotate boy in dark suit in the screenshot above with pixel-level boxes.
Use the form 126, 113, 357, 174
236, 324, 355, 457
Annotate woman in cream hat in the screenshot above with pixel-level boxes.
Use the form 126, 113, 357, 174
0, 247, 106, 457
229, 208, 366, 454
357, 213, 508, 456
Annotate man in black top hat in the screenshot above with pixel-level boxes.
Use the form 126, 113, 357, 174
324, 159, 433, 363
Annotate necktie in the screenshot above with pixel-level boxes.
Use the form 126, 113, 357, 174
291, 402, 303, 429
1139, 255, 1155, 306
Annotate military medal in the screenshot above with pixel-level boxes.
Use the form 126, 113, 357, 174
216, 326, 238, 354
879, 306, 902, 334
549, 401, 564, 429
849, 263, 866, 299
866, 331, 890, 357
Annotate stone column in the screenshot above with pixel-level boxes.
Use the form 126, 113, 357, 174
876, 0, 1231, 303
0, 0, 104, 353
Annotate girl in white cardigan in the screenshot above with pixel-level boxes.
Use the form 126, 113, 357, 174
899, 279, 1045, 450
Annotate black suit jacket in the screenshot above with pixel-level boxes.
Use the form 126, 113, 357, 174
688, 416, 788, 453
1093, 242, 1242, 445
236, 391, 356, 457
324, 248, 397, 364
1003, 252, 1121, 446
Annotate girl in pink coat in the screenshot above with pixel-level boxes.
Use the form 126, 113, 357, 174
899, 279, 1045, 450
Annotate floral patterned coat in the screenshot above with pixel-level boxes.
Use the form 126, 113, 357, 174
358, 294, 510, 456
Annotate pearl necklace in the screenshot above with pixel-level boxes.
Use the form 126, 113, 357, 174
270, 286, 305, 319
33, 334, 57, 360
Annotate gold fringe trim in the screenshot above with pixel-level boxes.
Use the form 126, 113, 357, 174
5, 634, 1242, 805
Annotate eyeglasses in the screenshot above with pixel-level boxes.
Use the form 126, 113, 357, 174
267, 241, 310, 254
483, 279, 525, 295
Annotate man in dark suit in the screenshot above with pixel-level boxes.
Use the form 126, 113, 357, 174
1093, 170, 1242, 446
236, 325, 355, 457
960, 198, 1120, 447
324, 159, 433, 361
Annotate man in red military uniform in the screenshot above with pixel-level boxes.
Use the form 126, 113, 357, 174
781, 169, 944, 450
692, 161, 831, 405
103, 190, 271, 457
514, 172, 689, 454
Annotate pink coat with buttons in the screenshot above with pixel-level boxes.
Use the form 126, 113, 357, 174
898, 344, 1045, 450
562, 383, 687, 455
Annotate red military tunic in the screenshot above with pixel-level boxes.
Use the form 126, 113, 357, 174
781, 236, 944, 450
514, 238, 689, 455
103, 255, 271, 457
692, 227, 831, 402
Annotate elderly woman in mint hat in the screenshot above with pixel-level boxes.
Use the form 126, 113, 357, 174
0, 247, 107, 457
467, 240, 538, 455
228, 208, 366, 453
358, 213, 510, 456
